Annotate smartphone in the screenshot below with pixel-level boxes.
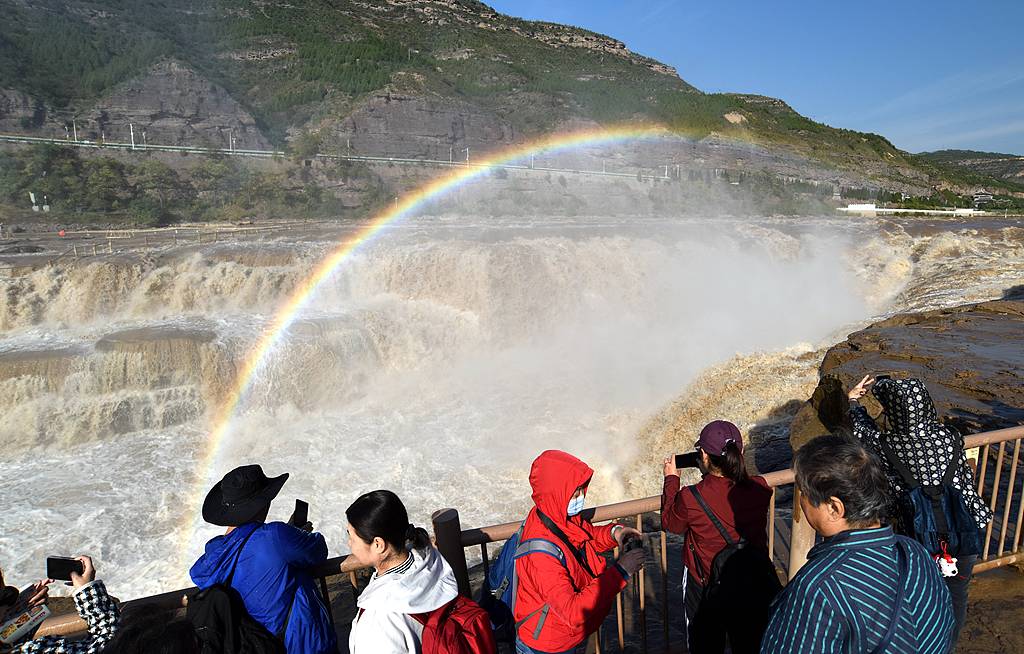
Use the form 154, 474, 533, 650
675, 451, 701, 469
289, 499, 308, 528
45, 557, 84, 582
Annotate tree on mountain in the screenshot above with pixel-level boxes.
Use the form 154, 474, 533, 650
84, 159, 131, 210
135, 160, 189, 211
290, 130, 322, 161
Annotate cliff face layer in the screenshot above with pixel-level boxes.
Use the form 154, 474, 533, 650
791, 288, 1024, 449
86, 61, 271, 151
0, 0, 956, 195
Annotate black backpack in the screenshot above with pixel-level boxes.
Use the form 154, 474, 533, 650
187, 525, 287, 654
878, 438, 981, 557
688, 486, 781, 606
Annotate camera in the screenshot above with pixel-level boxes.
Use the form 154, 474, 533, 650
622, 533, 644, 553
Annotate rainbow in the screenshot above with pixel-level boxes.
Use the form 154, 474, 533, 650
182, 123, 683, 550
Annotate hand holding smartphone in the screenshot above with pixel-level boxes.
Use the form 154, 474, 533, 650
288, 500, 311, 532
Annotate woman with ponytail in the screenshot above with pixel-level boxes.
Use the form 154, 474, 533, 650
661, 421, 777, 654
346, 490, 459, 654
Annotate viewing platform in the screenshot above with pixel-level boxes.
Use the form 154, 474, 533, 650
32, 424, 1024, 653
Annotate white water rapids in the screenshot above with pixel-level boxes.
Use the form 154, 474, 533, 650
0, 215, 1021, 598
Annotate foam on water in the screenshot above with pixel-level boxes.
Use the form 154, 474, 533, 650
0, 216, 1021, 598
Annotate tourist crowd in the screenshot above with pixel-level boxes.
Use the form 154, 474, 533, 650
0, 376, 988, 654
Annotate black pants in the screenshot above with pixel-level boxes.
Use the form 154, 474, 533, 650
945, 554, 976, 652
682, 568, 768, 654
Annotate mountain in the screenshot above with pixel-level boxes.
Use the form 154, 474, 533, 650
0, 2, 927, 175
917, 150, 1024, 190
1, 0, 1022, 227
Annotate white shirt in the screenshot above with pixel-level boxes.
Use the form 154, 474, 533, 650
348, 546, 459, 654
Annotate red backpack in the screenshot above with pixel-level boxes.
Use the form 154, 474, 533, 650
413, 596, 497, 654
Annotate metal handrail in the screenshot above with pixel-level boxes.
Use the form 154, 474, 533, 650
33, 425, 1024, 641
34, 552, 367, 637
459, 468, 795, 547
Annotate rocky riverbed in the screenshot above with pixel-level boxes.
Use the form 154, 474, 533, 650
791, 286, 1024, 449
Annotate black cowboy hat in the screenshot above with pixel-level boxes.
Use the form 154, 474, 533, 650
202, 464, 289, 527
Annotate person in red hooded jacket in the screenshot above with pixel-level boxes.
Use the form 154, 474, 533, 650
513, 450, 646, 654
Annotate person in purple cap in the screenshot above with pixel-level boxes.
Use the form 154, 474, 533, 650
661, 420, 779, 654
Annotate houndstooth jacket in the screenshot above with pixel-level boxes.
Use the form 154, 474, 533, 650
10, 581, 118, 654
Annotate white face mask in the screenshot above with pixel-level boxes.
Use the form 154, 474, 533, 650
567, 494, 586, 517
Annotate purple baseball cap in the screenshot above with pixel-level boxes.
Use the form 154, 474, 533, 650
696, 420, 743, 456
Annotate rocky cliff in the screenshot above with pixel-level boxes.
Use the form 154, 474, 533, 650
86, 61, 270, 150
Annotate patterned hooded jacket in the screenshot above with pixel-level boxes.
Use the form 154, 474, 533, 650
850, 377, 992, 529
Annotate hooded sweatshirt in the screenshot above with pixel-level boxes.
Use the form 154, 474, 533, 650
189, 522, 337, 654
514, 450, 627, 653
851, 377, 992, 529
348, 545, 459, 654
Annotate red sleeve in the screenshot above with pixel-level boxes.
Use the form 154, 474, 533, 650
661, 475, 690, 534
591, 522, 619, 552
518, 544, 628, 631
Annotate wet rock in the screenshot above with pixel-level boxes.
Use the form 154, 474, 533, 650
792, 289, 1024, 450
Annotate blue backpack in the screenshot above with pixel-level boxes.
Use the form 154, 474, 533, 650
477, 522, 567, 643
879, 439, 981, 557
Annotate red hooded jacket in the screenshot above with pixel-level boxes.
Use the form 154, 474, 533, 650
513, 450, 628, 652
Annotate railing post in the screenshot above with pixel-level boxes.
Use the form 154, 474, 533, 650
432, 508, 471, 597
788, 486, 816, 578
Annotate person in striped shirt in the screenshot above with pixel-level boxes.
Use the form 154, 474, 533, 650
761, 436, 954, 654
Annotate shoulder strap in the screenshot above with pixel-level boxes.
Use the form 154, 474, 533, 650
226, 524, 262, 586
688, 486, 736, 546
514, 538, 567, 565
878, 438, 920, 489
940, 433, 964, 486
870, 540, 909, 654
534, 509, 597, 579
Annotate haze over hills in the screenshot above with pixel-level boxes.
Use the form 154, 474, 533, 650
0, 0, 1021, 224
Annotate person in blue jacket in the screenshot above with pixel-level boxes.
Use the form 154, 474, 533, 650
190, 464, 337, 654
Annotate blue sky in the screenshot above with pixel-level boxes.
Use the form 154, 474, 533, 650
487, 1, 1024, 155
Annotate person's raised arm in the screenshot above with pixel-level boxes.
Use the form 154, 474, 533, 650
661, 455, 690, 534
272, 522, 329, 568
848, 375, 883, 450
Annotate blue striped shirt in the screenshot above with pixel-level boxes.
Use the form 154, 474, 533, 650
761, 527, 953, 654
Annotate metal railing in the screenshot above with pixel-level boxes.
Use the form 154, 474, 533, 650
0, 132, 673, 181
35, 425, 1024, 648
